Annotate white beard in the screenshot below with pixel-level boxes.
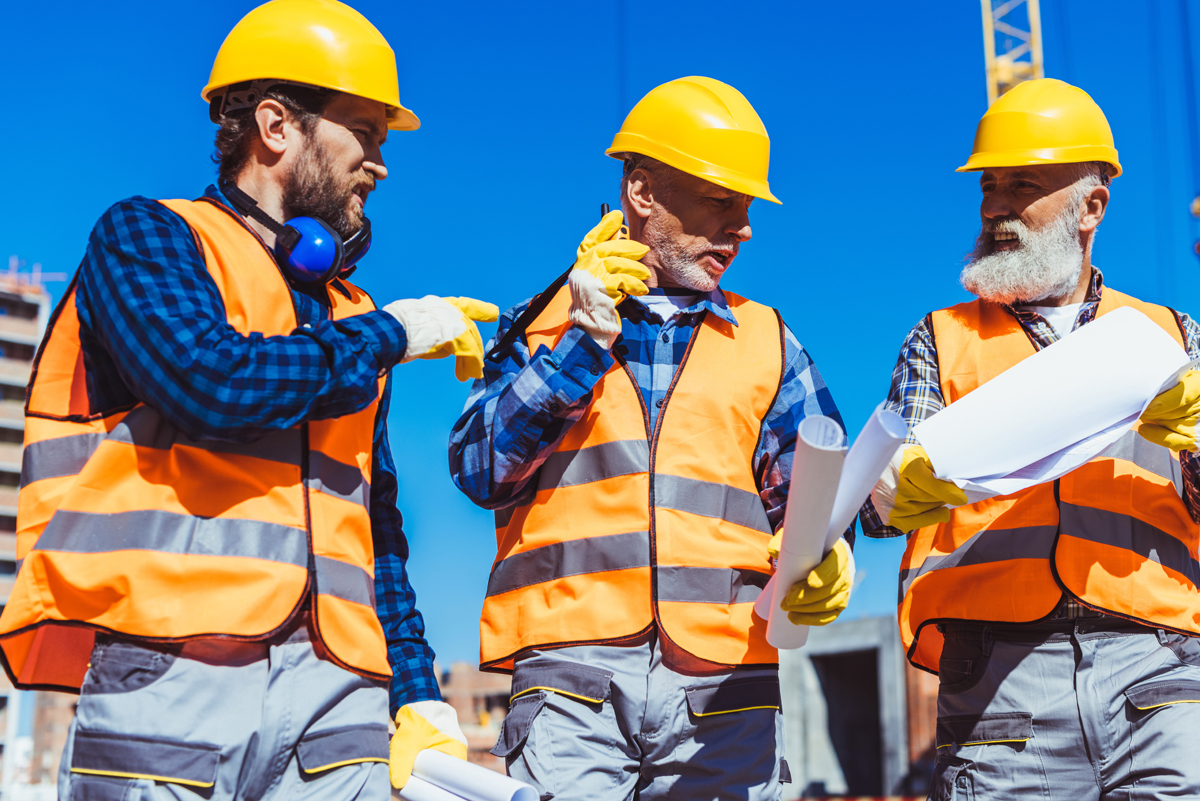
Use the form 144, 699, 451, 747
960, 204, 1086, 305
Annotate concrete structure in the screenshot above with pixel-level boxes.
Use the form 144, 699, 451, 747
0, 271, 70, 801
780, 615, 938, 798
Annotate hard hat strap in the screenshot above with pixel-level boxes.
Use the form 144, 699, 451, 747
209, 79, 330, 123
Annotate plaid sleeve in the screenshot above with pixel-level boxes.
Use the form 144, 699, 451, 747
755, 322, 849, 545
860, 314, 944, 538
449, 299, 615, 508
1174, 311, 1200, 523
371, 379, 441, 714
75, 197, 407, 441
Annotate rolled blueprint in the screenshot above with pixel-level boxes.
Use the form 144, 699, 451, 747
400, 775, 467, 801
764, 415, 846, 649
754, 405, 908, 642
401, 750, 539, 801
914, 307, 1196, 502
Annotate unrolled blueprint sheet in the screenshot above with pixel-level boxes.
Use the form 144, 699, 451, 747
400, 750, 538, 801
914, 306, 1195, 501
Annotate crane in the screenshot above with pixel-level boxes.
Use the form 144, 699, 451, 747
980, 0, 1045, 105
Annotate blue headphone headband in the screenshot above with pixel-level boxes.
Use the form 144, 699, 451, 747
219, 181, 371, 284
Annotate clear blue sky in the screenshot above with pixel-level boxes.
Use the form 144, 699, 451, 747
4, 0, 1200, 665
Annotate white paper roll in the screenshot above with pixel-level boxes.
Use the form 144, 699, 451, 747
411, 750, 539, 801
399, 775, 467, 801
754, 404, 907, 633
764, 415, 846, 649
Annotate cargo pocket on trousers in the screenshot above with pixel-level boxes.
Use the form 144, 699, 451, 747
297, 724, 390, 774
930, 756, 974, 801
684, 676, 781, 718
68, 774, 140, 801
492, 693, 546, 758
70, 729, 220, 788
936, 712, 1032, 750
82, 638, 177, 696
1126, 678, 1200, 712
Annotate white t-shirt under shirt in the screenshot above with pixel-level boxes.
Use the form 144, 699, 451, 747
1014, 302, 1085, 340
638, 288, 702, 321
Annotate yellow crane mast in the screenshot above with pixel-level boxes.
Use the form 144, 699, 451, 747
981, 0, 1045, 104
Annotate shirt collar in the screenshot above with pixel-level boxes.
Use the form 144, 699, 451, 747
1005, 267, 1104, 313
626, 286, 739, 327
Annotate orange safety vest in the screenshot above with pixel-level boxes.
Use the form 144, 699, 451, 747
0, 197, 390, 691
479, 286, 786, 672
899, 287, 1200, 672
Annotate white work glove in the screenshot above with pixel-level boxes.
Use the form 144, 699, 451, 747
383, 296, 468, 363
569, 268, 622, 349
389, 700, 468, 790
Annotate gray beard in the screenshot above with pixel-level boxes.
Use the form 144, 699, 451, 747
642, 220, 721, 293
960, 205, 1085, 305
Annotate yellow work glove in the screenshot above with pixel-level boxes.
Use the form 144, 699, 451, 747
1140, 370, 1200, 452
573, 210, 651, 300
390, 701, 468, 790
888, 445, 968, 533
779, 539, 855, 626
416, 297, 500, 382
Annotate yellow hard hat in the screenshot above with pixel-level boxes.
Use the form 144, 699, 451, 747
203, 0, 419, 131
957, 78, 1120, 177
607, 76, 780, 204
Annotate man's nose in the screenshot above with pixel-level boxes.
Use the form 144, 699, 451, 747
365, 159, 387, 182
726, 209, 752, 242
981, 192, 1012, 220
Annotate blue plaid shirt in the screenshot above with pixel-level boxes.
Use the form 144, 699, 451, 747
76, 185, 439, 713
449, 286, 846, 546
860, 269, 1200, 538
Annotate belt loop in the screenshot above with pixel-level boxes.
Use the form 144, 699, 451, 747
980, 625, 994, 656
1156, 628, 1169, 646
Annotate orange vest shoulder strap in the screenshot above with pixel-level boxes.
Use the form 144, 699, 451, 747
929, 300, 1035, 403
157, 198, 297, 336
328, 279, 378, 320
525, 286, 573, 354
1095, 286, 1186, 348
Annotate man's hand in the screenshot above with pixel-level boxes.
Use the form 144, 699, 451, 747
389, 701, 468, 790
872, 445, 967, 533
568, 211, 649, 349
778, 539, 855, 626
385, 296, 499, 381
1140, 370, 1200, 452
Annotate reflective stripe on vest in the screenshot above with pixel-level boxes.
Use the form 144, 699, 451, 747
479, 287, 784, 671
899, 288, 1200, 672
0, 197, 389, 690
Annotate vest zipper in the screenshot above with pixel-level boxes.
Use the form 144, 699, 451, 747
626, 315, 705, 645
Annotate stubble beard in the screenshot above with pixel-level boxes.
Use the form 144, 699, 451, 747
280, 137, 368, 240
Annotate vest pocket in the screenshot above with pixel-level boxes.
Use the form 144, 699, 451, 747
935, 712, 1032, 749
685, 675, 781, 717
70, 729, 220, 788
1125, 678, 1200, 711
296, 724, 390, 774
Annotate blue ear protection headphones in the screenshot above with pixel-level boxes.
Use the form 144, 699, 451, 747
220, 181, 372, 284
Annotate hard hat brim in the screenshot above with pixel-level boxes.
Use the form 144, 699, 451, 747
956, 146, 1121, 176
605, 143, 781, 204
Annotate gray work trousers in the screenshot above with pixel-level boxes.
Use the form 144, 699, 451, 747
58, 614, 391, 801
932, 618, 1200, 800
493, 631, 787, 801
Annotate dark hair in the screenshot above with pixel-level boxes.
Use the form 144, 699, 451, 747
211, 84, 334, 184
619, 152, 678, 207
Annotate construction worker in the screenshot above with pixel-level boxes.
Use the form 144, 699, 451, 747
0, 1, 492, 798
863, 78, 1200, 799
449, 76, 855, 801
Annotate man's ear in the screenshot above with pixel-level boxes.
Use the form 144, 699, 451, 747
624, 168, 655, 221
254, 99, 291, 157
1079, 183, 1109, 234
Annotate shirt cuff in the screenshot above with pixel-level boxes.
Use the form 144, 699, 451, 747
355, 309, 408, 371
542, 326, 616, 399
